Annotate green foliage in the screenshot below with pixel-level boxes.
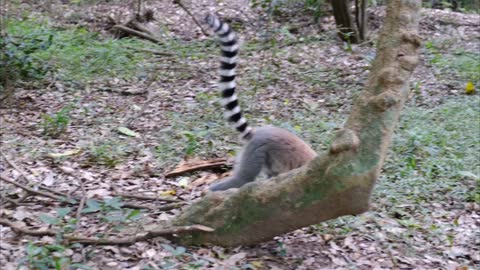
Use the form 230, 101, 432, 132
304, 0, 328, 22
19, 207, 91, 269
158, 244, 208, 269
87, 140, 128, 167
0, 25, 53, 86
250, 0, 327, 19
182, 130, 209, 156
82, 197, 142, 225
380, 97, 479, 203
314, 97, 479, 239
423, 0, 480, 12
19, 197, 141, 269
39, 207, 76, 231
19, 242, 91, 270
426, 41, 480, 83
41, 105, 72, 137
5, 18, 151, 85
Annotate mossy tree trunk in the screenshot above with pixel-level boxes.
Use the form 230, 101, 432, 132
169, 0, 422, 247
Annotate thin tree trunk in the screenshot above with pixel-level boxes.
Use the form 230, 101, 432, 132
358, 0, 368, 41
331, 0, 359, 43
168, 0, 422, 247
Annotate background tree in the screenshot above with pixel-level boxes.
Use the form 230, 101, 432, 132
331, 0, 368, 43
168, 0, 422, 246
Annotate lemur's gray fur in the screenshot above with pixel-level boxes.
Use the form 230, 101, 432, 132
205, 14, 316, 191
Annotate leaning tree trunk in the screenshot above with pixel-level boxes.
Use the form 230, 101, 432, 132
168, 0, 422, 247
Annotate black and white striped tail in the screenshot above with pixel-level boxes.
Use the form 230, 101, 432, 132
205, 14, 254, 141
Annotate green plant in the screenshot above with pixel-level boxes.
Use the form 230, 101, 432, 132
0, 26, 53, 86
158, 244, 208, 269
87, 140, 127, 167
5, 18, 153, 86
425, 40, 480, 83
19, 208, 91, 269
182, 131, 208, 156
82, 197, 142, 229
304, 0, 327, 22
42, 105, 72, 137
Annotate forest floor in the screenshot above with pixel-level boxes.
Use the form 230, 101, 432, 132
0, 1, 479, 269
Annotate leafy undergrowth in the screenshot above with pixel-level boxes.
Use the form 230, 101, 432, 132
0, 2, 479, 270
3, 18, 155, 85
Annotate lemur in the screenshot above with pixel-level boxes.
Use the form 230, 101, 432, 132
205, 14, 317, 191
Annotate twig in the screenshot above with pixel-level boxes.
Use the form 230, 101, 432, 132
75, 180, 87, 227
0, 219, 56, 237
1, 151, 34, 182
0, 175, 156, 210
113, 193, 181, 203
1, 152, 179, 210
123, 74, 159, 128
122, 202, 155, 210
172, 0, 209, 36
157, 202, 188, 211
0, 175, 67, 202
129, 20, 154, 36
1, 151, 66, 198
0, 196, 31, 206
0, 218, 214, 245
68, 224, 214, 245
112, 25, 162, 44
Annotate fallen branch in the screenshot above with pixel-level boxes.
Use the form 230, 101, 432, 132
0, 219, 56, 237
129, 20, 154, 36
0, 175, 169, 211
1, 151, 71, 198
165, 158, 229, 178
1, 151, 34, 182
157, 202, 188, 211
1, 152, 182, 210
113, 25, 162, 44
114, 192, 181, 203
173, 0, 209, 36
0, 218, 213, 245
0, 175, 68, 202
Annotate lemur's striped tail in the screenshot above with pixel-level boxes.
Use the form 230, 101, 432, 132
205, 14, 254, 141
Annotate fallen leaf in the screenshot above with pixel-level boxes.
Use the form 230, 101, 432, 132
177, 177, 189, 187
48, 149, 81, 158
117, 126, 140, 137
159, 190, 176, 196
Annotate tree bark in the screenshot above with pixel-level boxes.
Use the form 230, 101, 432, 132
168, 0, 422, 247
355, 0, 368, 41
332, 0, 359, 43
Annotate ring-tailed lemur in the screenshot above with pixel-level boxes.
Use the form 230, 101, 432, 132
205, 14, 317, 191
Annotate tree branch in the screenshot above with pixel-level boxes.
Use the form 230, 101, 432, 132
172, 0, 209, 36
0, 175, 68, 202
113, 193, 181, 203
112, 25, 162, 44
0, 218, 213, 246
